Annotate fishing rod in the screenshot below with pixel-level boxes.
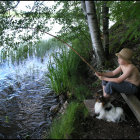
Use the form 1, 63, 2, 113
28, 27, 97, 73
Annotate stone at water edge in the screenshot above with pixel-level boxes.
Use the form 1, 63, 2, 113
59, 94, 66, 104
58, 101, 68, 115
3, 85, 15, 94
50, 104, 60, 113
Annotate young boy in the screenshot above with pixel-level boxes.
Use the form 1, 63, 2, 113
95, 48, 140, 98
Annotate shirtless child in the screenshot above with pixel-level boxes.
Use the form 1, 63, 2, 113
95, 48, 140, 98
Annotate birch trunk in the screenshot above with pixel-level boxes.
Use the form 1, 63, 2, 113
85, 1, 106, 66
102, 1, 109, 59
81, 1, 87, 19
95, 1, 101, 32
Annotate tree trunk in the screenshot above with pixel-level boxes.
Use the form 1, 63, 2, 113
102, 1, 109, 59
95, 1, 102, 33
81, 0, 87, 19
85, 1, 106, 66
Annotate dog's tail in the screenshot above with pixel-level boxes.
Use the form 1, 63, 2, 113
120, 112, 126, 122
116, 107, 126, 122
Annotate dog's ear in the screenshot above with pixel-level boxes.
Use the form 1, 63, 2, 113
95, 95, 103, 103
94, 93, 100, 100
94, 93, 100, 97
99, 96, 108, 106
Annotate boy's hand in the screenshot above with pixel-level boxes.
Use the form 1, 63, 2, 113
95, 72, 102, 77
98, 76, 105, 80
95, 72, 105, 80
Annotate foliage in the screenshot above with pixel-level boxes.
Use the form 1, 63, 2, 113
108, 1, 140, 45
1, 1, 140, 56
48, 101, 88, 139
51, 1, 91, 43
0, 1, 52, 49
92, 79, 101, 88
0, 1, 92, 50
95, 1, 105, 32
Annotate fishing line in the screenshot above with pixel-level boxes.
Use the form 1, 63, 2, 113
31, 27, 97, 72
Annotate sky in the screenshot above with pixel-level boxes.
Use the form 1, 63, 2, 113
15, 1, 115, 39
16, 1, 62, 39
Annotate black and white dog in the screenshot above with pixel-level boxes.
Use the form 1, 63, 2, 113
94, 93, 125, 123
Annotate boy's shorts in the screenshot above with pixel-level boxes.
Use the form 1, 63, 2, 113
102, 80, 140, 95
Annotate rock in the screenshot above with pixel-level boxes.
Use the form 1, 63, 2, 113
3, 85, 14, 94
59, 94, 67, 104
15, 81, 21, 88
59, 94, 65, 104
63, 101, 68, 109
50, 104, 59, 113
59, 101, 68, 115
38, 121, 46, 127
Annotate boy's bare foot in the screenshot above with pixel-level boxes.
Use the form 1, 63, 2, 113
104, 94, 116, 102
104, 94, 110, 98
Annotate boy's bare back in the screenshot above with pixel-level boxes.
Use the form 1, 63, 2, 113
120, 64, 140, 86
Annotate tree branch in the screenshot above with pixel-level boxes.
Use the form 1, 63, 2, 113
0, 1, 20, 14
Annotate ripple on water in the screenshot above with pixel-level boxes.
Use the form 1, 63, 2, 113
0, 52, 59, 139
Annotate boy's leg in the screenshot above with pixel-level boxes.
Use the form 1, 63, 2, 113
104, 81, 139, 95
103, 85, 110, 98
102, 80, 110, 98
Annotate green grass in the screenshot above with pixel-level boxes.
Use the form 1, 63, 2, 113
48, 101, 89, 139
47, 38, 91, 96
46, 38, 91, 139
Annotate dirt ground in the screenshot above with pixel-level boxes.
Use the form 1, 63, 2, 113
72, 78, 140, 139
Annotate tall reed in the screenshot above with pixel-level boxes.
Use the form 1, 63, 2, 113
47, 38, 91, 99
0, 38, 62, 64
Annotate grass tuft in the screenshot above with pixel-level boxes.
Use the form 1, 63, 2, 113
48, 101, 88, 139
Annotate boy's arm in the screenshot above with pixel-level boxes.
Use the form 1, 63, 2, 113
101, 66, 122, 77
103, 66, 133, 83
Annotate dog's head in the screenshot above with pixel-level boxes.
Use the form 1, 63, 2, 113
94, 93, 109, 106
94, 93, 111, 115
